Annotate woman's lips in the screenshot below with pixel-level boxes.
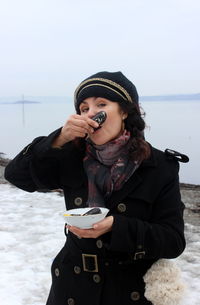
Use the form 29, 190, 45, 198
93, 126, 102, 133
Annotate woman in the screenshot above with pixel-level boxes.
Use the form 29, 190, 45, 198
5, 71, 188, 305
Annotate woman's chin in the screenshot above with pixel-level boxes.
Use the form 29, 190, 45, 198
89, 137, 107, 145
88, 128, 123, 146
88, 134, 115, 146
88, 133, 108, 145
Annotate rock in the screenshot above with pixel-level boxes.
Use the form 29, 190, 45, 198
0, 165, 6, 183
180, 186, 200, 226
0, 156, 10, 183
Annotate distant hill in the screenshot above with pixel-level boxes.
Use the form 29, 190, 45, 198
13, 100, 40, 104
140, 93, 200, 101
0, 99, 41, 104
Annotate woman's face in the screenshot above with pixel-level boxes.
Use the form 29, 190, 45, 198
79, 97, 127, 145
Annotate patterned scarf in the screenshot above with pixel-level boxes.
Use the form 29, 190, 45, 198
83, 130, 140, 207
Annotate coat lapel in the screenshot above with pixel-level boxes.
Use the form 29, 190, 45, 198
107, 146, 157, 209
107, 171, 142, 209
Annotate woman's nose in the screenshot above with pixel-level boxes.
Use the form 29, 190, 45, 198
87, 108, 97, 119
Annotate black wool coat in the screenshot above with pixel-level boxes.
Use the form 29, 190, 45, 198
5, 129, 186, 305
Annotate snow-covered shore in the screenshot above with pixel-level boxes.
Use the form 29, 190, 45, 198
0, 184, 65, 305
0, 183, 199, 305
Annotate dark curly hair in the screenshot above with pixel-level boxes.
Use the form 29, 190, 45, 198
118, 101, 151, 162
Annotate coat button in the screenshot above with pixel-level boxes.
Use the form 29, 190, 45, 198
67, 298, 75, 305
93, 274, 101, 283
74, 266, 81, 274
96, 239, 103, 249
54, 268, 60, 277
117, 203, 126, 213
74, 197, 82, 206
130, 291, 140, 301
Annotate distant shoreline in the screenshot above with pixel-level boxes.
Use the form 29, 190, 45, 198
0, 100, 41, 105
140, 93, 200, 101
0, 93, 200, 104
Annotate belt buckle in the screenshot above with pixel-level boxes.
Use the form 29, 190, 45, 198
82, 254, 98, 272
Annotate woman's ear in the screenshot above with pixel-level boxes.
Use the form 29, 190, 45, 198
122, 113, 128, 120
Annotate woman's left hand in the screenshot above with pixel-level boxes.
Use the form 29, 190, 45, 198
67, 216, 114, 239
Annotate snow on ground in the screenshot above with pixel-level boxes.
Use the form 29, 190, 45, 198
0, 184, 65, 305
0, 184, 199, 305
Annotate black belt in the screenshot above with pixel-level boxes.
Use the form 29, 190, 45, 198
66, 234, 145, 273
80, 252, 145, 272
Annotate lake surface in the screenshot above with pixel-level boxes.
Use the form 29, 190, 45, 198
0, 99, 199, 184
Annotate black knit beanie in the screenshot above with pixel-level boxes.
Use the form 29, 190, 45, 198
74, 71, 139, 113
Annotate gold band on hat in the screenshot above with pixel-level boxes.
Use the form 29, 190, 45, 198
77, 83, 127, 102
74, 77, 133, 103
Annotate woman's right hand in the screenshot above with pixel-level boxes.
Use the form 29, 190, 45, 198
52, 114, 99, 147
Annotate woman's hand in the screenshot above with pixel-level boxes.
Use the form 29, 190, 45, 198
67, 216, 114, 239
52, 114, 99, 147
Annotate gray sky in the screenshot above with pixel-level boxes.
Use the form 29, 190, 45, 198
0, 0, 200, 97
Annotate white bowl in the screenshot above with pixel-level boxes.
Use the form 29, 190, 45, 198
63, 207, 109, 229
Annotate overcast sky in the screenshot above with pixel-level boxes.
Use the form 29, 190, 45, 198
0, 0, 200, 97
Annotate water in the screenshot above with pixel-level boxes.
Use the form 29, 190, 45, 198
143, 100, 200, 185
0, 99, 199, 184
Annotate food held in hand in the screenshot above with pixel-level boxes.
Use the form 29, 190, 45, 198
64, 207, 102, 217
92, 111, 107, 130
82, 207, 102, 215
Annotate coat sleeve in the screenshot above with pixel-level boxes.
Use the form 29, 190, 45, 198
107, 161, 186, 260
4, 128, 73, 192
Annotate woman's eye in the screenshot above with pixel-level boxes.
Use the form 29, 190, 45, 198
80, 108, 89, 113
98, 103, 106, 107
